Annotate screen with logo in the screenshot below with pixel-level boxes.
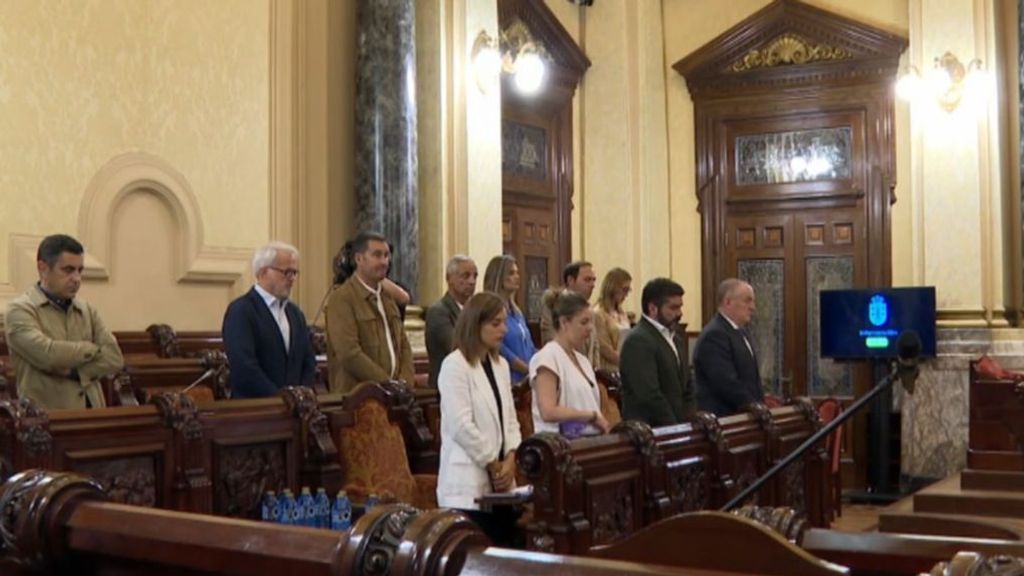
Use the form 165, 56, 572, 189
819, 287, 937, 359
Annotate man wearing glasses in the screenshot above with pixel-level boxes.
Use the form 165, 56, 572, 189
222, 241, 317, 398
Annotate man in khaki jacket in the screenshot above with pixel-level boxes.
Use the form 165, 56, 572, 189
325, 231, 414, 393
4, 235, 123, 409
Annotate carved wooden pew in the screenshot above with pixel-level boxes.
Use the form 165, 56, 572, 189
967, 359, 1024, 472
0, 470, 487, 576
517, 402, 833, 556
0, 470, 858, 576
802, 528, 1024, 576
0, 390, 344, 518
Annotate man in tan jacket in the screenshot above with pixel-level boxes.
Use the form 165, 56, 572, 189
325, 231, 414, 393
4, 234, 123, 409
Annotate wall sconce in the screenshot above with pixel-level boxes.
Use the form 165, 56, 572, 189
471, 25, 548, 95
896, 51, 987, 112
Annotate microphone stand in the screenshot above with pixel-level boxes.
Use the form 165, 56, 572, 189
721, 360, 901, 512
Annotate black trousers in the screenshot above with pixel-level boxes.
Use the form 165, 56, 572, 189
463, 506, 523, 548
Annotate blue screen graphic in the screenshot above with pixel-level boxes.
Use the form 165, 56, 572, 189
819, 287, 937, 359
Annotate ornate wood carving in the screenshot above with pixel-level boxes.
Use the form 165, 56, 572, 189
152, 392, 211, 513
308, 325, 327, 355
152, 393, 202, 441
0, 398, 53, 474
670, 461, 709, 512
590, 484, 635, 545
356, 504, 420, 575
931, 554, 1024, 576
748, 403, 779, 439
199, 349, 231, 400
214, 442, 287, 518
110, 370, 141, 406
0, 469, 106, 570
780, 459, 807, 514
75, 456, 156, 507
729, 33, 850, 72
732, 505, 807, 543
612, 420, 671, 522
146, 323, 181, 358
282, 386, 342, 494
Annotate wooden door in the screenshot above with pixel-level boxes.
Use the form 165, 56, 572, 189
498, 0, 589, 324
503, 205, 560, 323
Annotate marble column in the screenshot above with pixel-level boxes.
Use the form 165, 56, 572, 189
355, 0, 418, 296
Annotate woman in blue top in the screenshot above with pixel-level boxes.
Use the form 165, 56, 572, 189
483, 255, 536, 384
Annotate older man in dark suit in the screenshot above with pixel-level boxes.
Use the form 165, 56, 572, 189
424, 255, 478, 388
222, 242, 317, 398
619, 278, 696, 426
693, 278, 763, 416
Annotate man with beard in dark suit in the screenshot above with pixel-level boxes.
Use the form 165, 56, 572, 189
619, 278, 696, 426
425, 255, 478, 388
694, 278, 764, 416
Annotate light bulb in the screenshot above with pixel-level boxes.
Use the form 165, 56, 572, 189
513, 52, 546, 94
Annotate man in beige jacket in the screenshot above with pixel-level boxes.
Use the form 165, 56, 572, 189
4, 235, 123, 409
325, 231, 414, 393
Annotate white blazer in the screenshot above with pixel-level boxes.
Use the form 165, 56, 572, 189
436, 350, 522, 510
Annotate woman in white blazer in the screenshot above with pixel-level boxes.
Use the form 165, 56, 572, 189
437, 291, 523, 546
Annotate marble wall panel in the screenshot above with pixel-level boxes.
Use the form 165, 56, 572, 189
738, 259, 784, 395
806, 257, 854, 397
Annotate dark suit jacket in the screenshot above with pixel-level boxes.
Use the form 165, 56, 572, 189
425, 293, 461, 388
693, 312, 763, 416
619, 318, 696, 426
222, 287, 316, 399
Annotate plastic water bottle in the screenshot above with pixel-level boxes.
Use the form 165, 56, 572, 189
314, 488, 330, 528
279, 489, 296, 525
297, 487, 315, 527
331, 490, 352, 531
261, 491, 279, 523
365, 493, 379, 512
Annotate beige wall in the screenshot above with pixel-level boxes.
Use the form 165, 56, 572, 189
0, 0, 272, 329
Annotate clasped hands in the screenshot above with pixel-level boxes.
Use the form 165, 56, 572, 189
487, 451, 517, 493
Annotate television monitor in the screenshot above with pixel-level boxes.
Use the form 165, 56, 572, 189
819, 287, 937, 359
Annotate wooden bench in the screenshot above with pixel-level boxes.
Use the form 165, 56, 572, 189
0, 469, 855, 576
515, 402, 832, 556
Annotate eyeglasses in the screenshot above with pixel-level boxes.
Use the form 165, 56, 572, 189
269, 267, 300, 278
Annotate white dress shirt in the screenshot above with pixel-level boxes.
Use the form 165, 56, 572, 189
254, 283, 290, 353
356, 275, 397, 377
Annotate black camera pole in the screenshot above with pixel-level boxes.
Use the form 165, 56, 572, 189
721, 361, 900, 512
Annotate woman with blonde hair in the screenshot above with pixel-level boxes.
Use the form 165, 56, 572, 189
530, 290, 611, 437
436, 291, 522, 546
592, 267, 633, 371
483, 255, 536, 384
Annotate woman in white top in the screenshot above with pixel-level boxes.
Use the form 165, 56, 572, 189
436, 292, 522, 546
530, 291, 612, 436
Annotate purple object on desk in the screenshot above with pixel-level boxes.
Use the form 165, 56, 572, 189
559, 420, 597, 439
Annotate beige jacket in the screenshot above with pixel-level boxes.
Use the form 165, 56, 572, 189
4, 286, 123, 409
325, 277, 414, 393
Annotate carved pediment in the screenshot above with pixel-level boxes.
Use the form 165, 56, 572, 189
673, 0, 906, 98
727, 33, 851, 72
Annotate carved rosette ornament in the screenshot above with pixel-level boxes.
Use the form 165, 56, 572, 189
0, 469, 107, 570
146, 323, 181, 358
356, 504, 420, 576
728, 33, 850, 72
732, 505, 807, 543
0, 398, 53, 460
